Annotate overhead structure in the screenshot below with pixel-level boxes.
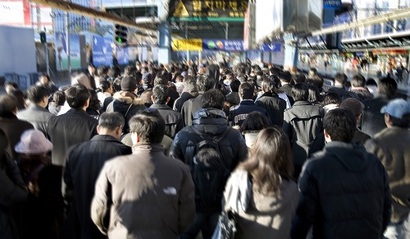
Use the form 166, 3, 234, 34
28, 0, 158, 35
311, 7, 410, 36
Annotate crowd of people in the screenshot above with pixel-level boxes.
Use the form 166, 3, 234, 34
0, 60, 409, 239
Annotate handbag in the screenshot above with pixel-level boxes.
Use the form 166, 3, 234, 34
212, 210, 237, 239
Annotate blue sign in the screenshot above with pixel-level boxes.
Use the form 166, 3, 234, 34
116, 46, 129, 65
260, 43, 281, 52
202, 39, 244, 51
92, 35, 113, 67
324, 0, 341, 9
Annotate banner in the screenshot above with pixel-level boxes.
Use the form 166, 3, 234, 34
55, 32, 82, 70
172, 39, 203, 51
92, 35, 113, 67
203, 39, 244, 51
260, 42, 282, 52
324, 0, 341, 9
116, 46, 129, 65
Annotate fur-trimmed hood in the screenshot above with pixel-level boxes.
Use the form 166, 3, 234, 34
113, 91, 144, 105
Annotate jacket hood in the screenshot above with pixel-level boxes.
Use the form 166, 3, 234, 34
113, 91, 143, 105
192, 108, 228, 135
324, 141, 369, 173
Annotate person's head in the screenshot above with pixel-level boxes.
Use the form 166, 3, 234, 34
239, 82, 254, 100
307, 75, 324, 91
381, 98, 410, 128
378, 76, 398, 98
293, 73, 306, 84
4, 82, 18, 94
52, 91, 66, 106
121, 76, 138, 92
261, 77, 274, 93
307, 84, 320, 103
241, 127, 293, 194
334, 73, 347, 86
0, 94, 18, 115
339, 97, 364, 122
308, 67, 317, 78
154, 77, 168, 86
351, 74, 366, 88
202, 89, 225, 109
151, 84, 170, 105
65, 84, 90, 110
323, 108, 356, 143
129, 109, 165, 145
124, 65, 136, 77
71, 72, 93, 90
140, 90, 153, 107
182, 75, 197, 94
196, 75, 215, 92
97, 112, 125, 139
39, 73, 51, 85
323, 92, 341, 106
14, 129, 53, 155
27, 85, 49, 107
240, 112, 272, 134
291, 83, 309, 102
230, 79, 241, 93
98, 80, 112, 94
278, 71, 292, 84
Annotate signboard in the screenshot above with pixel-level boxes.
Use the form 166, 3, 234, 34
260, 42, 282, 52
92, 35, 113, 67
116, 46, 129, 65
203, 39, 244, 51
324, 0, 341, 9
170, 0, 247, 21
172, 39, 202, 51
55, 32, 82, 70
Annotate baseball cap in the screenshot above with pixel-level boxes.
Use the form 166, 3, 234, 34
380, 98, 410, 119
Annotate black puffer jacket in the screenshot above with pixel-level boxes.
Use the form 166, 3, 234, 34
291, 142, 391, 239
170, 108, 248, 212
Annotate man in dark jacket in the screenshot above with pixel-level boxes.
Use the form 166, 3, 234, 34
64, 112, 132, 239
91, 110, 195, 239
291, 108, 391, 239
171, 89, 248, 239
47, 84, 98, 166
150, 85, 183, 139
173, 75, 197, 113
283, 83, 325, 178
255, 77, 286, 127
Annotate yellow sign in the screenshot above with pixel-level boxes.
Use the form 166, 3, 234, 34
172, 39, 203, 51
173, 0, 189, 17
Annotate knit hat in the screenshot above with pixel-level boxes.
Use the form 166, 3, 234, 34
340, 98, 364, 116
381, 98, 410, 119
15, 129, 53, 154
121, 76, 137, 92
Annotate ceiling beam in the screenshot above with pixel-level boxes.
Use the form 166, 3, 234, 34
311, 7, 410, 36
29, 0, 157, 35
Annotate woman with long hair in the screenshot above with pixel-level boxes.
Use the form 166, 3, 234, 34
223, 127, 299, 239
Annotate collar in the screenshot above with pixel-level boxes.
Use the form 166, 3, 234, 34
132, 143, 164, 153
150, 104, 172, 110
240, 99, 255, 105
91, 134, 120, 142
293, 100, 311, 106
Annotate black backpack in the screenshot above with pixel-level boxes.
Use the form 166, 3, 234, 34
190, 127, 231, 210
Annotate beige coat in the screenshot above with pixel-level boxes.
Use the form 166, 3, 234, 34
223, 169, 299, 239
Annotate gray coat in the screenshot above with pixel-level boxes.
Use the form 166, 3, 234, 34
17, 104, 54, 137
91, 143, 195, 239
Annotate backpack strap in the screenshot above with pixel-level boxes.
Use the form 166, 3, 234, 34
124, 103, 133, 118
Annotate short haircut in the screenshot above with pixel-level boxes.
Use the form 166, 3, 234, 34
307, 76, 324, 90
378, 76, 398, 98
0, 94, 18, 114
239, 82, 254, 99
98, 112, 125, 130
183, 75, 197, 93
351, 74, 366, 87
154, 77, 168, 86
323, 92, 341, 105
129, 109, 165, 144
202, 89, 225, 109
323, 108, 356, 143
65, 84, 90, 109
240, 111, 272, 133
27, 85, 49, 103
291, 83, 309, 102
307, 84, 320, 103
334, 73, 347, 85
391, 113, 410, 128
261, 77, 274, 93
293, 73, 306, 84
152, 84, 169, 104
196, 75, 215, 92
98, 80, 111, 92
230, 79, 241, 92
52, 91, 66, 106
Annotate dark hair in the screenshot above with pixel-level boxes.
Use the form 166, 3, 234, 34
39, 73, 51, 83
261, 77, 274, 93
124, 65, 136, 77
293, 73, 306, 84
239, 82, 254, 99
98, 80, 111, 93
378, 76, 397, 98
241, 127, 293, 194
366, 78, 377, 86
202, 89, 225, 109
52, 91, 66, 106
98, 112, 125, 130
154, 77, 168, 86
0, 94, 18, 114
323, 108, 356, 143
323, 92, 341, 105
152, 84, 169, 104
351, 74, 366, 87
27, 85, 49, 104
307, 76, 324, 90
334, 73, 347, 85
291, 83, 308, 102
230, 79, 241, 93
128, 109, 165, 144
183, 75, 197, 93
196, 75, 215, 92
0, 128, 8, 159
240, 112, 272, 133
389, 113, 410, 128
307, 84, 320, 103
65, 84, 90, 109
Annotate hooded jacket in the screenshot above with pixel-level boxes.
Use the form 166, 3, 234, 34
291, 142, 391, 239
170, 108, 248, 212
